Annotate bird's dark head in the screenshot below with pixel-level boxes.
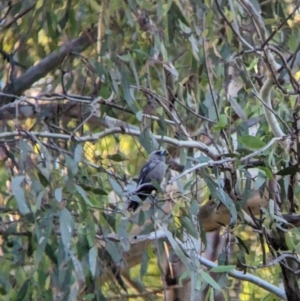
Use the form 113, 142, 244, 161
149, 149, 167, 161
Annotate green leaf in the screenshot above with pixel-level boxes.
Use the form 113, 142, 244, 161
59, 208, 74, 250
117, 53, 132, 62
202, 171, 237, 223
162, 224, 191, 269
81, 185, 107, 195
35, 215, 53, 264
84, 294, 95, 300
70, 252, 85, 282
240, 171, 252, 208
218, 189, 237, 223
16, 279, 30, 301
276, 164, 300, 176
140, 249, 150, 279
74, 144, 83, 163
11, 176, 30, 215
285, 232, 295, 251
55, 187, 63, 202
138, 127, 159, 154
121, 65, 139, 113
37, 172, 49, 187
129, 58, 140, 89
257, 166, 273, 179
210, 265, 235, 273
75, 185, 93, 206
179, 216, 198, 239
212, 114, 228, 130
107, 153, 127, 162
108, 178, 123, 198
238, 135, 264, 149
179, 270, 190, 287
65, 154, 78, 177
199, 270, 221, 290
136, 110, 143, 121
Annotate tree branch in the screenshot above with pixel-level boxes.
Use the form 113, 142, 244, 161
1, 26, 98, 105
134, 230, 287, 300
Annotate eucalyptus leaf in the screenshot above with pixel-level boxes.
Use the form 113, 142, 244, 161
210, 265, 235, 273
179, 216, 199, 239
35, 215, 53, 264
89, 246, 98, 277
74, 144, 83, 163
199, 269, 221, 290
55, 187, 63, 202
107, 153, 127, 162
238, 135, 264, 149
75, 184, 93, 206
140, 249, 150, 279
59, 208, 74, 250
11, 176, 30, 215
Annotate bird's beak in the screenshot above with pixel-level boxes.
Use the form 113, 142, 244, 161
160, 150, 167, 156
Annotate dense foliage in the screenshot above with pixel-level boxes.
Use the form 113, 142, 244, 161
1, 0, 300, 300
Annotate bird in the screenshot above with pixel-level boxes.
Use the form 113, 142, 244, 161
128, 150, 167, 211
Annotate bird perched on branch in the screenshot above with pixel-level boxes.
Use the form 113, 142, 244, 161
128, 150, 167, 212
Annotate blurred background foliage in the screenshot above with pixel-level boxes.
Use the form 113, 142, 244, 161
0, 0, 300, 300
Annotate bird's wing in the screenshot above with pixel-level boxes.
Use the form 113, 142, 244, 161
137, 160, 160, 185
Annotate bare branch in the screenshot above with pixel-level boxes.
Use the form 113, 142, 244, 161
168, 137, 286, 184
0, 127, 217, 158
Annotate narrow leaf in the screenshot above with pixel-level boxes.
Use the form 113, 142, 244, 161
140, 250, 149, 279
199, 270, 221, 290
75, 184, 93, 206
74, 144, 83, 163
11, 176, 30, 215
59, 208, 74, 250
276, 164, 300, 176
107, 153, 127, 162
179, 216, 199, 239
55, 188, 63, 202
210, 265, 235, 273
89, 246, 98, 277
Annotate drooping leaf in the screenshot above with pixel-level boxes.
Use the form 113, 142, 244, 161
138, 127, 159, 154
140, 249, 150, 279
59, 208, 74, 250
75, 184, 93, 206
70, 252, 85, 282
179, 216, 199, 239
121, 64, 139, 114
35, 215, 53, 264
37, 172, 50, 187
239, 170, 252, 208
108, 178, 123, 199
199, 269, 221, 290
89, 246, 98, 278
11, 176, 30, 215
74, 144, 83, 163
212, 114, 228, 130
257, 166, 273, 179
162, 224, 191, 269
65, 154, 78, 177
55, 187, 63, 202
16, 279, 30, 301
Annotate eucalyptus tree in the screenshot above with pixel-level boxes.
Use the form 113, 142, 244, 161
0, 0, 300, 300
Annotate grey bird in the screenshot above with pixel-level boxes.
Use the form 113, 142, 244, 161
128, 150, 167, 211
